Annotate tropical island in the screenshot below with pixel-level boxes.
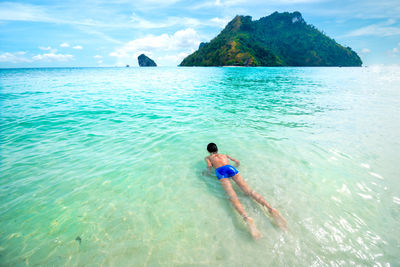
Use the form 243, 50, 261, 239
180, 11, 362, 67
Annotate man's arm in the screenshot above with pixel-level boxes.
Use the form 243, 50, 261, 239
205, 156, 213, 174
226, 154, 240, 166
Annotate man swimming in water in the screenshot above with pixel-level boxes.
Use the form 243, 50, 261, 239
205, 143, 287, 239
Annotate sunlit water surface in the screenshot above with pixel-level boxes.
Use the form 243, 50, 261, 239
1, 67, 399, 266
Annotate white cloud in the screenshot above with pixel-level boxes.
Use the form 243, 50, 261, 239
276, 0, 327, 3
94, 55, 103, 59
157, 52, 192, 66
39, 46, 52, 51
32, 53, 74, 62
59, 43, 82, 50
347, 0, 400, 19
39, 46, 58, 53
192, 0, 400, 20
191, 0, 246, 9
76, 27, 124, 44
210, 17, 230, 28
0, 2, 100, 26
97, 60, 103, 64
110, 28, 201, 65
346, 20, 400, 37
172, 28, 201, 49
0, 1, 241, 35
393, 47, 399, 53
0, 2, 51, 22
192, 0, 323, 10
0, 51, 32, 63
129, 13, 203, 29
124, 0, 181, 9
0, 2, 204, 30
2, 2, 149, 30
60, 42, 70, 47
129, 12, 237, 29
361, 48, 371, 53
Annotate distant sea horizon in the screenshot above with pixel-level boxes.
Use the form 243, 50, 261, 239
3, 64, 398, 70
0, 65, 373, 69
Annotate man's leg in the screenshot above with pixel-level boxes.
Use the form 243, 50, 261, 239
231, 174, 273, 210
219, 178, 262, 239
232, 174, 287, 230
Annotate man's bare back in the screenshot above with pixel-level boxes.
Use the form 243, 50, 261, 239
205, 153, 239, 169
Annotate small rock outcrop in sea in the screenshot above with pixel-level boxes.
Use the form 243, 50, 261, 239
138, 54, 157, 67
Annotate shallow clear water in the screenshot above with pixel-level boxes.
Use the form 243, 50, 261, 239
1, 66, 399, 266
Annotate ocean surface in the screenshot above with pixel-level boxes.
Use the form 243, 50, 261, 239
0, 66, 399, 266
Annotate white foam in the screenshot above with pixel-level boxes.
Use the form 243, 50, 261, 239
369, 172, 383, 180
358, 193, 373, 200
329, 148, 352, 159
337, 184, 351, 195
331, 196, 342, 203
360, 163, 370, 169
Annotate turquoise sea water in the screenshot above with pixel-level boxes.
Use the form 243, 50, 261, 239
1, 67, 399, 266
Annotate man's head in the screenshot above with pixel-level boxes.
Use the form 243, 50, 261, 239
207, 143, 218, 153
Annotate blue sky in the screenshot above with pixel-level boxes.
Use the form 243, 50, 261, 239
0, 0, 399, 67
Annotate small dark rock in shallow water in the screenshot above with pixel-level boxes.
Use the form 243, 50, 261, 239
138, 54, 157, 67
75, 236, 82, 244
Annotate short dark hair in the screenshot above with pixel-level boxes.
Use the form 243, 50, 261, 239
207, 143, 218, 153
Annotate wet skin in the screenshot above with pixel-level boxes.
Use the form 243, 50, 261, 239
205, 152, 287, 239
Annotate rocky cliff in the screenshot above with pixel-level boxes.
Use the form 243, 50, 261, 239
138, 54, 157, 67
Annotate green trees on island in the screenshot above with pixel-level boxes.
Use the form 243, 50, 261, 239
180, 12, 362, 67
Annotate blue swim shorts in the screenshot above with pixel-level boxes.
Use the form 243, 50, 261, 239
215, 165, 239, 180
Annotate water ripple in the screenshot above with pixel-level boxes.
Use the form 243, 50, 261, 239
1, 67, 399, 266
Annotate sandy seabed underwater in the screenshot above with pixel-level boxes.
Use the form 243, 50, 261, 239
1, 66, 400, 266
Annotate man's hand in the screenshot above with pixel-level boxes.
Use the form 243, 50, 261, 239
204, 156, 213, 176
227, 154, 240, 167
202, 169, 212, 176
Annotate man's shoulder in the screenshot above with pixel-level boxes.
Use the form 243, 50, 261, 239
214, 154, 227, 160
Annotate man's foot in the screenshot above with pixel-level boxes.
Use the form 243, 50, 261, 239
269, 208, 288, 231
244, 216, 262, 240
